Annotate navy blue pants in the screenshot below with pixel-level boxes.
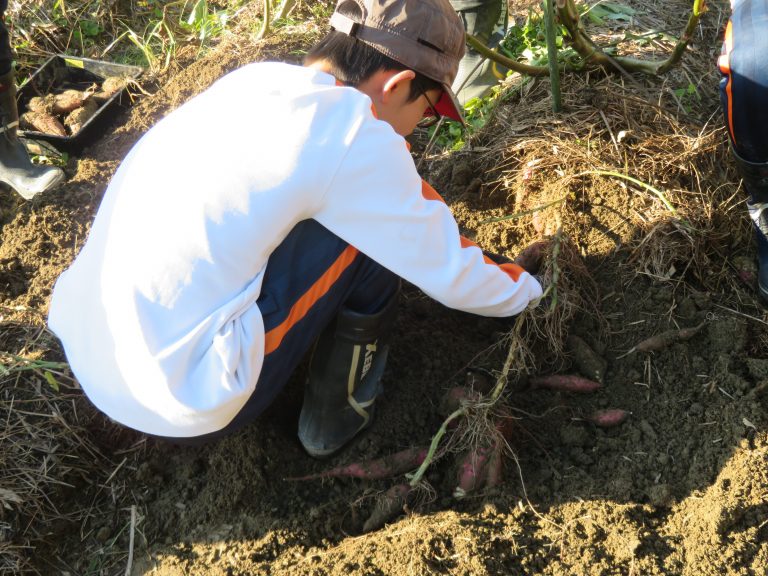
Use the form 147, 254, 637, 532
0, 1, 11, 75
163, 219, 399, 444
719, 0, 768, 163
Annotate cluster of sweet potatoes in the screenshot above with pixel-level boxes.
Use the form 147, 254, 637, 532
287, 366, 630, 534
20, 76, 128, 137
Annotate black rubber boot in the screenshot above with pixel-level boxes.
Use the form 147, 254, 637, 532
734, 147, 768, 301
450, 0, 508, 104
0, 69, 64, 200
747, 200, 768, 301
298, 291, 399, 458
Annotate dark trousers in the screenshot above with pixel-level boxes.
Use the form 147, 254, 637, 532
0, 1, 12, 75
719, 0, 768, 163
159, 219, 399, 444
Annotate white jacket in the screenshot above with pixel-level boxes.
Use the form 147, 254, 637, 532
48, 62, 542, 437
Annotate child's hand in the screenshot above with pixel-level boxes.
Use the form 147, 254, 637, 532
513, 240, 549, 275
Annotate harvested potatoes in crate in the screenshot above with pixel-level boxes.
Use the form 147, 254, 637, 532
20, 75, 129, 137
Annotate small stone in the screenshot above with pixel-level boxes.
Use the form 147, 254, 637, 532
647, 483, 673, 507
639, 419, 657, 441
688, 403, 704, 416
560, 424, 590, 447
677, 297, 696, 319
95, 526, 111, 542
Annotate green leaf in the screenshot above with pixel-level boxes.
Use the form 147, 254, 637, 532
80, 20, 102, 38
587, 2, 635, 23
186, 0, 208, 27
44, 370, 60, 392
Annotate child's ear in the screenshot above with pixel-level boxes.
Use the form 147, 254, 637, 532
381, 69, 416, 104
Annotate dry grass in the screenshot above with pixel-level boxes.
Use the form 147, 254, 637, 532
0, 316, 148, 574
442, 17, 746, 367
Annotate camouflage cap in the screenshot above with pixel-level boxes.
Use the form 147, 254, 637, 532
330, 0, 466, 123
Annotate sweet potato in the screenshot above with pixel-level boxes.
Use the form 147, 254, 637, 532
20, 111, 66, 137
566, 334, 607, 384
633, 321, 705, 353
101, 75, 128, 96
493, 412, 518, 443
452, 444, 493, 499
438, 385, 480, 418
529, 374, 602, 393
483, 442, 504, 489
64, 99, 98, 134
90, 76, 129, 104
52, 89, 89, 115
27, 95, 53, 114
285, 446, 428, 481
589, 408, 630, 428
513, 240, 549, 274
362, 483, 412, 533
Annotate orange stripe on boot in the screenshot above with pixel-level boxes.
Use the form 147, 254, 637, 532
264, 245, 360, 355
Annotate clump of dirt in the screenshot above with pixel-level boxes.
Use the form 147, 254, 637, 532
1, 1, 766, 575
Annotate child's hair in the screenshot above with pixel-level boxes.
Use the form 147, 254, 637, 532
305, 31, 443, 101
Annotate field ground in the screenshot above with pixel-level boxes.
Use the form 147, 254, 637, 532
0, 1, 766, 574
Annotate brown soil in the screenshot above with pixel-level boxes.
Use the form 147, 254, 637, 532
1, 2, 766, 575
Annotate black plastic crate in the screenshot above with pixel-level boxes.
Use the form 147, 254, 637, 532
17, 55, 144, 154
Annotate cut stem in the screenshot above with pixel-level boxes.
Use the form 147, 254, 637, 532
543, 0, 562, 112
480, 197, 566, 224
465, 34, 550, 77
556, 0, 707, 76
275, 0, 296, 20
408, 407, 466, 487
582, 170, 677, 214
257, 0, 271, 40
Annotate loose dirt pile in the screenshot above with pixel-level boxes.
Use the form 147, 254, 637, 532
0, 1, 766, 574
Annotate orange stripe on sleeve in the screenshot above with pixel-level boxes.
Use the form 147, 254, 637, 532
423, 180, 526, 282
263, 245, 360, 355
462, 235, 525, 281
421, 180, 447, 204
499, 262, 525, 282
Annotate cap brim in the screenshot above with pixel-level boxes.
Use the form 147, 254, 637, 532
434, 85, 465, 125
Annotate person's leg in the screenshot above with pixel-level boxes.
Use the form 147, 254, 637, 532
450, 0, 508, 104
161, 219, 399, 450
0, 0, 11, 75
0, 2, 65, 200
719, 0, 768, 299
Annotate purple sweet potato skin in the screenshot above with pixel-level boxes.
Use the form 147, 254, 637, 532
286, 446, 428, 481
362, 483, 412, 533
530, 374, 602, 393
589, 409, 630, 428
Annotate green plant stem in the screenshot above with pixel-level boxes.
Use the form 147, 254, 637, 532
7, 355, 69, 371
408, 407, 466, 487
556, 0, 706, 75
584, 170, 677, 214
543, 0, 562, 112
257, 0, 271, 40
487, 315, 525, 403
275, 0, 296, 20
408, 313, 528, 488
465, 34, 550, 77
655, 0, 708, 74
546, 229, 562, 311
479, 197, 566, 224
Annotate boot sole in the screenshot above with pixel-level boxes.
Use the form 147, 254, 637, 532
299, 406, 375, 459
